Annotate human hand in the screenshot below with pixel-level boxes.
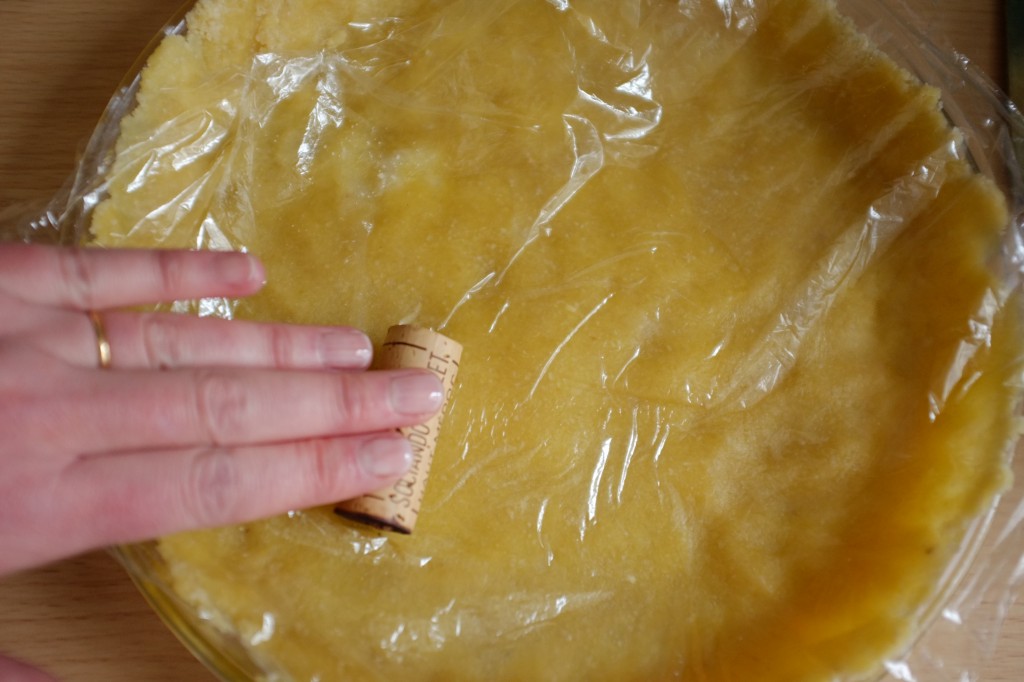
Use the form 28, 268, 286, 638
0, 244, 442, 576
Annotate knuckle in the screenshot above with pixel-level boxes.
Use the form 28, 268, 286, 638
182, 448, 239, 527
58, 249, 97, 309
331, 377, 372, 428
296, 439, 346, 501
140, 315, 186, 369
267, 325, 296, 367
154, 250, 186, 296
194, 371, 251, 445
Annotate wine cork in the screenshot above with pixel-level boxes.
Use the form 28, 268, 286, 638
335, 325, 462, 534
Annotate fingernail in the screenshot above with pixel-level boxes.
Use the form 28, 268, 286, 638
359, 436, 413, 478
320, 329, 373, 368
222, 253, 264, 287
389, 372, 444, 416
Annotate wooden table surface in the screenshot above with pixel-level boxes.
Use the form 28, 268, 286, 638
0, 1, 1019, 680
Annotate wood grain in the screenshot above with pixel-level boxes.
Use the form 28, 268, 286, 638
0, 1, 1020, 680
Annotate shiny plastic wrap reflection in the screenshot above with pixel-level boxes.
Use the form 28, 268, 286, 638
30, 0, 1024, 680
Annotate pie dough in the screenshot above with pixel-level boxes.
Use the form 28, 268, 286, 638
92, 0, 1022, 679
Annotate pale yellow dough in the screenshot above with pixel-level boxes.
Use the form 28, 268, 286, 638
93, 0, 1021, 680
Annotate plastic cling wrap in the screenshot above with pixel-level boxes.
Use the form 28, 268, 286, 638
43, 0, 1024, 680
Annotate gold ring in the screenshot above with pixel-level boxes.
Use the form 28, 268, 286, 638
87, 311, 112, 370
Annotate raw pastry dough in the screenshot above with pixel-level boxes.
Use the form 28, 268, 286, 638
93, 0, 1022, 679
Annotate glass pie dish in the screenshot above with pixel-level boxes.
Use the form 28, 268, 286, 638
36, 0, 1024, 680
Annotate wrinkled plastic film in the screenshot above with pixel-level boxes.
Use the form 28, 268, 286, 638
10, 0, 1024, 680
834, 4, 1024, 678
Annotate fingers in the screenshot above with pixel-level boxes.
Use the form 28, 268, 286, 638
103, 312, 374, 370
60, 366, 443, 454
1, 287, 374, 371
0, 244, 373, 371
0, 244, 265, 310
60, 433, 412, 547
2, 433, 413, 574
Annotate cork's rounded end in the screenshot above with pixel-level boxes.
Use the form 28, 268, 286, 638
334, 507, 413, 535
